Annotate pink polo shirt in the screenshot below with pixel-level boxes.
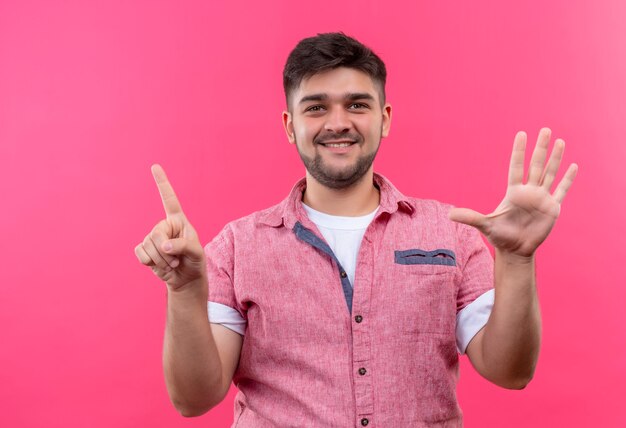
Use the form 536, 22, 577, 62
205, 173, 494, 427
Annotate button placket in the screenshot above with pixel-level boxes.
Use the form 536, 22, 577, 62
352, 235, 374, 419
292, 221, 354, 313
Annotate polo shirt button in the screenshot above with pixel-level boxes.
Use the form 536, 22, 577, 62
361, 418, 369, 426
355, 315, 363, 323
358, 367, 367, 375
340, 271, 347, 278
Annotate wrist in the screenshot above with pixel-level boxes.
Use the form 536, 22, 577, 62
495, 249, 535, 266
167, 276, 208, 301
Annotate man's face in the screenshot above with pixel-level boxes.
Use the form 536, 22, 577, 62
283, 67, 392, 189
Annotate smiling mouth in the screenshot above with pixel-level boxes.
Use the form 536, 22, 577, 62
318, 140, 357, 148
321, 142, 354, 148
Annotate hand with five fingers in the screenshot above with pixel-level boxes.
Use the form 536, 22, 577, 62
134, 165, 206, 291
449, 128, 578, 258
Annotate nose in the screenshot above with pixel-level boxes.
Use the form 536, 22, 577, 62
324, 107, 352, 134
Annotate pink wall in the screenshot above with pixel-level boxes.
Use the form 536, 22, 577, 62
1, 1, 624, 427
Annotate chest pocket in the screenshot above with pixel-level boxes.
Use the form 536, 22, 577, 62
393, 248, 457, 335
394, 248, 456, 267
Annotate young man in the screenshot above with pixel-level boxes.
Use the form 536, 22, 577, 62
135, 33, 577, 427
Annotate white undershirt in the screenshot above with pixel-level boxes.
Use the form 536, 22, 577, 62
207, 203, 494, 354
301, 203, 378, 288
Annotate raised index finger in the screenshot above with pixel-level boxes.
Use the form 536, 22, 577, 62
151, 164, 183, 216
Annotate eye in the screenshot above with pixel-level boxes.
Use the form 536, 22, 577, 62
305, 105, 325, 113
349, 102, 369, 110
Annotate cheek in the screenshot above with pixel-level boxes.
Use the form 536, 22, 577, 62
294, 121, 317, 142
357, 119, 382, 139
294, 129, 308, 145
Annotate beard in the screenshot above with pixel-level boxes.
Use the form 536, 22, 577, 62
295, 132, 380, 190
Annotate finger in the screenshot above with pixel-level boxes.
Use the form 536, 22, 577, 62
553, 163, 578, 204
527, 128, 551, 185
150, 224, 180, 268
143, 235, 173, 272
449, 207, 489, 232
540, 138, 565, 190
135, 243, 154, 266
151, 164, 184, 217
508, 131, 527, 186
150, 265, 169, 281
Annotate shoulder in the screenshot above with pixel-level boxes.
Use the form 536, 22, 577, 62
375, 173, 454, 222
408, 196, 453, 216
204, 200, 285, 249
229, 201, 285, 232
401, 195, 480, 244
403, 196, 457, 229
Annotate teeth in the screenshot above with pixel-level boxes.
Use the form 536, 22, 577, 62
325, 143, 351, 148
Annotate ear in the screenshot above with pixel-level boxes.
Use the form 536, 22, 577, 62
381, 103, 392, 138
282, 111, 295, 143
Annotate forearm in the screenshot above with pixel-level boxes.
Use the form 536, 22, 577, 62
163, 277, 223, 416
475, 250, 541, 388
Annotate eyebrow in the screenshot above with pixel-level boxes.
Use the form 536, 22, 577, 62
298, 92, 376, 105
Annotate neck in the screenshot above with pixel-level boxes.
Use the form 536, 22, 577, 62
302, 169, 380, 216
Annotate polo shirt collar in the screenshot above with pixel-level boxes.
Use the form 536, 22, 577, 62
260, 173, 415, 228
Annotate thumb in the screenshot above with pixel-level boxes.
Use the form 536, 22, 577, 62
448, 207, 488, 231
161, 237, 204, 262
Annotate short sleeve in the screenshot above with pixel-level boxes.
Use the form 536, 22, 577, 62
208, 301, 246, 335
456, 289, 494, 353
455, 222, 494, 313
204, 224, 247, 320
454, 223, 494, 353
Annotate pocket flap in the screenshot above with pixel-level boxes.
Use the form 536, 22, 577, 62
394, 248, 456, 266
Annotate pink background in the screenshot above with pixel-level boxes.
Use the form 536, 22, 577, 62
1, 1, 624, 427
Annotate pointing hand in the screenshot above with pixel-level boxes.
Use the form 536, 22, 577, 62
134, 165, 206, 290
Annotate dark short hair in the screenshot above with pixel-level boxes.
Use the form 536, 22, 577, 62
283, 32, 387, 109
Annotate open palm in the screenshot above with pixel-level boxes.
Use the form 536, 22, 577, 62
449, 128, 578, 257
